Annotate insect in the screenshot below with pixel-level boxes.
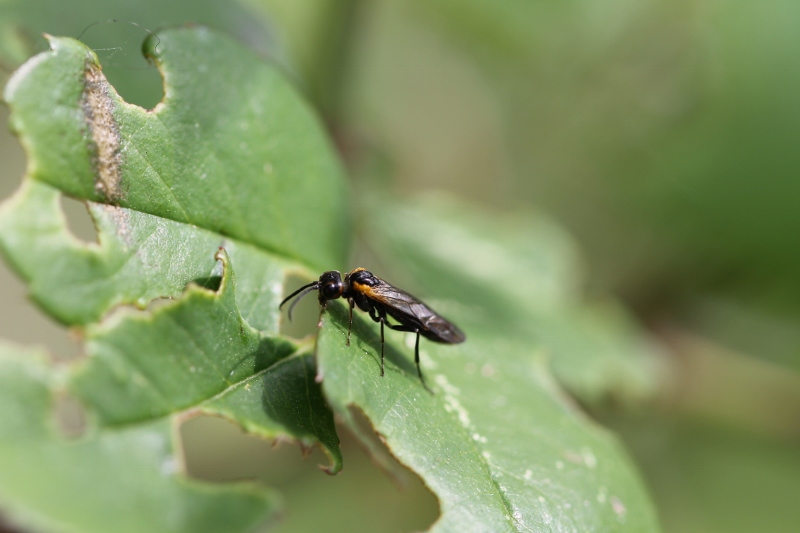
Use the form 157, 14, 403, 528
280, 268, 465, 390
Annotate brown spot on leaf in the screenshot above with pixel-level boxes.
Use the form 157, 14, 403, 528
100, 203, 132, 247
82, 62, 123, 203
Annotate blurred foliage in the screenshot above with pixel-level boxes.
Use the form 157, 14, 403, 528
1, 0, 800, 532
605, 415, 800, 533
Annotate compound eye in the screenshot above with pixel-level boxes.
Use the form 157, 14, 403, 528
320, 281, 343, 300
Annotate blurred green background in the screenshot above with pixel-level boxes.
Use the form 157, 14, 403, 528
1, 0, 800, 532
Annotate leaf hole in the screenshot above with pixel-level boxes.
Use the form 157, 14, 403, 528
77, 20, 164, 110
345, 406, 419, 486
192, 275, 223, 292
180, 415, 440, 532
0, 107, 26, 200
0, 261, 81, 360
52, 391, 87, 439
0, 511, 27, 533
59, 195, 99, 244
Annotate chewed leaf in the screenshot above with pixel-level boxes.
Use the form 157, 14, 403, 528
202, 352, 343, 474
0, 20, 663, 533
70, 248, 341, 472
0, 180, 286, 329
0, 26, 347, 530
3, 30, 348, 270
317, 303, 661, 532
0, 343, 279, 533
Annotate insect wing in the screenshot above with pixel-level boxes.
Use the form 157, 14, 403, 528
363, 280, 466, 344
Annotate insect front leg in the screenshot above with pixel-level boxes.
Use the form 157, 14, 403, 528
346, 297, 355, 346
317, 298, 328, 328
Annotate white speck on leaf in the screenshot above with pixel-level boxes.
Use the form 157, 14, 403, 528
491, 395, 507, 408
582, 447, 597, 469
160, 457, 177, 475
611, 496, 627, 522
435, 374, 472, 428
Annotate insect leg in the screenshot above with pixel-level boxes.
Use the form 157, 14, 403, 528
414, 330, 424, 384
382, 322, 431, 392
346, 297, 354, 346
365, 306, 386, 376
316, 299, 328, 328
379, 316, 385, 377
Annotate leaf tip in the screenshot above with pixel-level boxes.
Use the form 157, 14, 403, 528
319, 462, 342, 476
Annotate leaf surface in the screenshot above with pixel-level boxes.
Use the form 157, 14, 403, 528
361, 195, 669, 407
0, 342, 279, 533
4, 30, 348, 270
0, 27, 346, 532
317, 301, 661, 532
312, 195, 664, 531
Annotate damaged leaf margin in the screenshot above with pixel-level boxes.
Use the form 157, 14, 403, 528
69, 247, 343, 471
0, 26, 345, 471
0, 342, 280, 533
0, 27, 349, 532
3, 30, 349, 271
317, 303, 662, 533
0, 243, 342, 532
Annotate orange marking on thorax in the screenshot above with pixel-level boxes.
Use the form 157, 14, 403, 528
351, 281, 377, 298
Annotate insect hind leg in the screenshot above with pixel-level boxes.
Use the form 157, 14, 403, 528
383, 321, 431, 393
379, 316, 385, 377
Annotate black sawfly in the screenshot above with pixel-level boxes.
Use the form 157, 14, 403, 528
280, 268, 465, 391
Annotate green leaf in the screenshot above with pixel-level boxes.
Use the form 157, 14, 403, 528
0, 342, 279, 533
361, 195, 669, 407
317, 302, 661, 532
1, 21, 663, 533
310, 194, 664, 531
0, 179, 289, 328
0, 27, 345, 531
4, 29, 348, 270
